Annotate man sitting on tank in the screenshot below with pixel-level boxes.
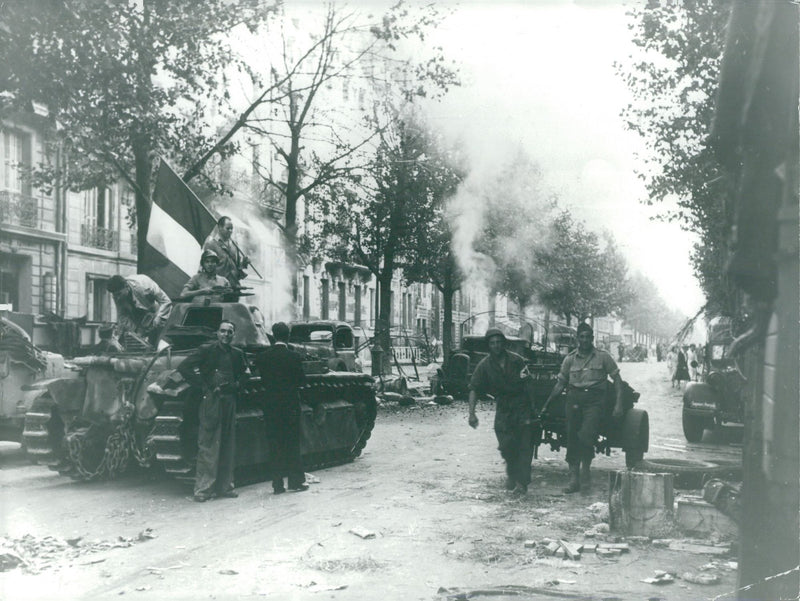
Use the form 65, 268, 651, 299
179, 249, 231, 302
106, 274, 172, 347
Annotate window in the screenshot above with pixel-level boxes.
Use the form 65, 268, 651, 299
354, 285, 361, 326
82, 187, 118, 250
87, 276, 112, 322
0, 267, 19, 311
369, 288, 375, 327
338, 281, 346, 321
321, 279, 329, 320
1, 129, 29, 193
303, 275, 310, 319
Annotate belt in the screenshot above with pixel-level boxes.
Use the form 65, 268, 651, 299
568, 384, 604, 393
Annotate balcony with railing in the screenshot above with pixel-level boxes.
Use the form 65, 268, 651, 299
0, 190, 43, 229
81, 223, 119, 251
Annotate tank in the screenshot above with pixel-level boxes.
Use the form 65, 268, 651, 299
0, 317, 74, 444
22, 300, 377, 481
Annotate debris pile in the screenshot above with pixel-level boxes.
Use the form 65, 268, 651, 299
0, 529, 156, 574
524, 538, 631, 560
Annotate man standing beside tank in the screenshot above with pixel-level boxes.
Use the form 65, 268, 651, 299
467, 328, 533, 495
178, 320, 247, 502
544, 322, 623, 495
203, 216, 250, 289
106, 274, 172, 346
179, 249, 231, 301
255, 322, 309, 494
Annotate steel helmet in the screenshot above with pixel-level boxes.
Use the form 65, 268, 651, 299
201, 249, 220, 262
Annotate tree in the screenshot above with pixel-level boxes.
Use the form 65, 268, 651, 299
242, 2, 459, 300
535, 211, 631, 325
0, 0, 277, 259
623, 272, 684, 340
618, 0, 739, 316
310, 109, 443, 369
401, 137, 466, 362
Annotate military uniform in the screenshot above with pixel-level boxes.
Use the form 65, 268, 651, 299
178, 340, 247, 500
469, 349, 533, 489
255, 342, 308, 492
203, 236, 246, 289
557, 346, 619, 465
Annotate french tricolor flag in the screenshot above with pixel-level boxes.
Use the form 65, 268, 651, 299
139, 160, 217, 299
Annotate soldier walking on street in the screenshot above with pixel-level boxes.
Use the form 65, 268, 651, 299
178, 320, 247, 502
544, 322, 623, 495
255, 322, 309, 494
467, 328, 533, 495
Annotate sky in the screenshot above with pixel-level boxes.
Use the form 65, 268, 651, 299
415, 0, 706, 316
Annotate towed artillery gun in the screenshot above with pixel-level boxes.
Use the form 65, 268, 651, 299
22, 298, 377, 481
435, 316, 648, 468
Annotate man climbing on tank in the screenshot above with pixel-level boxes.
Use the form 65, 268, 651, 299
544, 322, 624, 495
106, 274, 172, 347
255, 321, 309, 494
467, 328, 533, 495
178, 320, 247, 502
179, 249, 231, 302
203, 216, 250, 290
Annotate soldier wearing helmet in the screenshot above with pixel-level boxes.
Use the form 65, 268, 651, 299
180, 249, 231, 301
467, 327, 534, 495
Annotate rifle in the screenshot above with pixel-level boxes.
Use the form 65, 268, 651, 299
231, 239, 263, 279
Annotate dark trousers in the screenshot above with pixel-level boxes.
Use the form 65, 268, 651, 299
494, 397, 534, 487
266, 401, 304, 490
565, 387, 604, 465
195, 391, 237, 497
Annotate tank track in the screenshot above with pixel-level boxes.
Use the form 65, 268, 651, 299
149, 372, 377, 479
22, 394, 65, 467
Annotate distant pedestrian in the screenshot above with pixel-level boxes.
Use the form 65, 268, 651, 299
255, 322, 309, 494
667, 346, 677, 381
617, 343, 625, 362
178, 320, 247, 502
673, 346, 690, 389
467, 328, 532, 495
544, 323, 624, 495
688, 344, 699, 381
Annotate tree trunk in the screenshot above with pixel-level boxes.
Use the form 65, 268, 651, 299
442, 284, 454, 369
376, 269, 393, 375
284, 125, 301, 309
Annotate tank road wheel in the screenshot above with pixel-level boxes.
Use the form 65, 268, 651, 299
22, 394, 66, 467
622, 408, 649, 468
682, 409, 706, 443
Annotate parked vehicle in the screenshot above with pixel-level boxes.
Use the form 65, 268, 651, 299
0, 317, 73, 443
288, 320, 362, 372
682, 316, 747, 442
22, 300, 376, 481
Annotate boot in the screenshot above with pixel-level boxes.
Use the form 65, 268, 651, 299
579, 459, 592, 495
563, 464, 580, 494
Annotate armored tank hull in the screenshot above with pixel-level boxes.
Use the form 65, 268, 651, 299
22, 301, 377, 482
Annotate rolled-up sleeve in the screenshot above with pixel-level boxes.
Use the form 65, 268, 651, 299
557, 354, 572, 386
602, 353, 620, 377
469, 359, 488, 394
